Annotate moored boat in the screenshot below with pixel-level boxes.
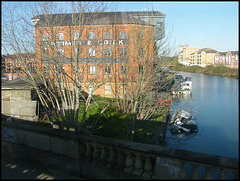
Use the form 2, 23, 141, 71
171, 75, 193, 95
180, 77, 192, 95
170, 109, 198, 134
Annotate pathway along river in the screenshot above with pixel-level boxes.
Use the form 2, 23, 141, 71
166, 71, 239, 159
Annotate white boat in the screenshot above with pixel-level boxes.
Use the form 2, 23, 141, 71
170, 109, 198, 133
182, 88, 192, 95
181, 77, 192, 95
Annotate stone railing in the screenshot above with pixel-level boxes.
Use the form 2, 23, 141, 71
78, 139, 238, 179
1, 117, 238, 179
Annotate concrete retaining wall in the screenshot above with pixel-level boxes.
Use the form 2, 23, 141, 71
1, 89, 32, 100
1, 100, 38, 121
1, 118, 239, 179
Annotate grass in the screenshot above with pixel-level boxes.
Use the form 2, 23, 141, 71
42, 95, 167, 143
80, 96, 166, 143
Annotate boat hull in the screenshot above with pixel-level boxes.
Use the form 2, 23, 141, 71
170, 123, 198, 134
170, 109, 198, 134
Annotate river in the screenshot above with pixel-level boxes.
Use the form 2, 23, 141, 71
166, 71, 239, 159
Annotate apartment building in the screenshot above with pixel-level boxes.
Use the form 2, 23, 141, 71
2, 53, 36, 80
178, 46, 199, 66
226, 51, 239, 69
214, 51, 239, 69
32, 11, 166, 97
214, 51, 227, 65
1, 55, 6, 72
190, 48, 217, 67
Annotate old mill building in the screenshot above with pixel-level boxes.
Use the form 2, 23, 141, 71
32, 11, 166, 97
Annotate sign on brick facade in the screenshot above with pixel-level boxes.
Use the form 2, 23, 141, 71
41, 39, 128, 47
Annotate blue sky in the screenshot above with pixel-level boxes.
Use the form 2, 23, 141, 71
2, 1, 239, 55
112, 1, 239, 53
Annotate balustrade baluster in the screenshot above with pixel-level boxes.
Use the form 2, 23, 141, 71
107, 147, 116, 168
226, 170, 237, 180
192, 164, 200, 179
142, 156, 153, 178
92, 143, 100, 163
115, 150, 125, 170
211, 168, 220, 179
153, 156, 160, 179
78, 142, 86, 159
179, 161, 186, 179
205, 167, 212, 179
234, 170, 238, 180
98, 146, 107, 167
133, 153, 144, 175
84, 142, 92, 162
220, 169, 226, 179
184, 162, 193, 179
123, 151, 134, 173
197, 165, 206, 180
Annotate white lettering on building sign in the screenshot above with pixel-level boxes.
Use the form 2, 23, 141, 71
41, 39, 128, 47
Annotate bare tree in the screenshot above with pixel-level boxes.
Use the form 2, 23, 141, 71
2, 1, 112, 131
2, 2, 183, 144
107, 11, 177, 142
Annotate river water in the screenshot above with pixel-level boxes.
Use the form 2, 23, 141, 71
166, 71, 239, 159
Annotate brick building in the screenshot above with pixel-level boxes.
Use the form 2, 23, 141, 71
214, 51, 227, 65
1, 55, 6, 72
2, 53, 36, 80
32, 11, 166, 97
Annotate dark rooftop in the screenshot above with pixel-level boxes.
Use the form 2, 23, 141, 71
229, 51, 239, 55
4, 53, 36, 59
217, 51, 228, 55
197, 48, 217, 53
1, 78, 42, 90
32, 11, 166, 27
216, 51, 238, 55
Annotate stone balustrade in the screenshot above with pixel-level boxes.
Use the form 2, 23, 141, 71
1, 117, 239, 179
77, 141, 238, 179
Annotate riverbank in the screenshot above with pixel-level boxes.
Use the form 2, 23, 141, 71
169, 59, 239, 79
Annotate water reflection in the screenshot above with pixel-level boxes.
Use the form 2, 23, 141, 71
166, 72, 238, 159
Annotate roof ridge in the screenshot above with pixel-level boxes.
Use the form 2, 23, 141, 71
33, 11, 160, 26
32, 10, 166, 19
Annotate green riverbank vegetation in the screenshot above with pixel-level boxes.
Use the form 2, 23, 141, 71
41, 95, 168, 144
169, 57, 239, 79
